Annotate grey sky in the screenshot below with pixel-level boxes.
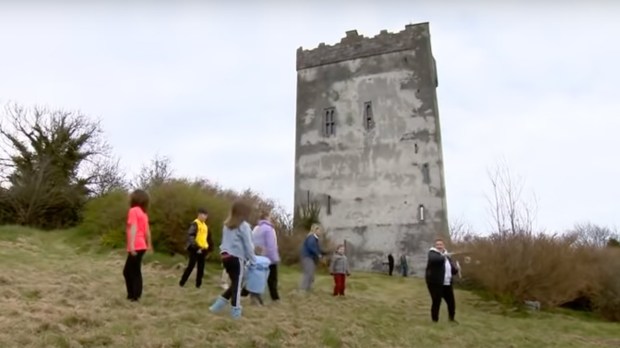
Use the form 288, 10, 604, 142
1, 1, 618, 233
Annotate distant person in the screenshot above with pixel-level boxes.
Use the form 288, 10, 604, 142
299, 223, 326, 292
123, 189, 152, 302
179, 208, 213, 288
425, 238, 459, 323
387, 254, 395, 276
400, 254, 409, 277
208, 200, 257, 319
329, 244, 350, 296
252, 211, 281, 302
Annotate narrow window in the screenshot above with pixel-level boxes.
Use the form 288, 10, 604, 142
364, 101, 374, 130
306, 190, 310, 206
421, 163, 430, 184
414, 143, 418, 154
323, 108, 336, 136
418, 204, 425, 222
327, 195, 332, 215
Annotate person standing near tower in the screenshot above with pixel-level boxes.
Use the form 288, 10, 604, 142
425, 238, 459, 323
400, 254, 409, 277
387, 254, 395, 276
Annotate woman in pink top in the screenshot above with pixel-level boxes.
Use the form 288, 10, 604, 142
124, 189, 152, 302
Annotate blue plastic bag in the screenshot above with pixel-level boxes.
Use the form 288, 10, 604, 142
244, 256, 271, 294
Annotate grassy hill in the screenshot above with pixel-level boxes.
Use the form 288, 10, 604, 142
0, 226, 618, 348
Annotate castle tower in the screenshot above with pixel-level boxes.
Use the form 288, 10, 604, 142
294, 22, 449, 276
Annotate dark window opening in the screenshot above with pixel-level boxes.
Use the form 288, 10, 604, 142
323, 108, 336, 136
364, 101, 374, 130
327, 195, 332, 215
422, 163, 431, 184
414, 143, 419, 154
306, 190, 310, 206
418, 204, 425, 222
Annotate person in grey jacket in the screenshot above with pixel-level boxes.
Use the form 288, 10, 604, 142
329, 244, 350, 296
208, 201, 257, 319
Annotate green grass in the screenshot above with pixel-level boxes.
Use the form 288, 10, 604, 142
0, 225, 619, 348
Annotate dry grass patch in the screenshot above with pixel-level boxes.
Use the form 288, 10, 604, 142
0, 228, 619, 348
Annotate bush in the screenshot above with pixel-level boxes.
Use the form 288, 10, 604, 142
293, 201, 321, 230
147, 179, 229, 256
80, 190, 128, 248
79, 178, 299, 259
455, 231, 600, 308
592, 248, 620, 321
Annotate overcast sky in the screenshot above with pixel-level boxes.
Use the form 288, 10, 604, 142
0, 1, 618, 233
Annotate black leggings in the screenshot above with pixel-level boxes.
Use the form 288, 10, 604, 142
123, 251, 145, 301
427, 283, 456, 322
267, 264, 280, 301
221, 256, 244, 307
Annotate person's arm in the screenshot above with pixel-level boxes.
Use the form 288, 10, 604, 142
146, 224, 153, 253
187, 222, 198, 249
329, 255, 335, 274
127, 209, 137, 255
129, 224, 137, 255
427, 250, 445, 265
346, 257, 350, 276
240, 223, 257, 264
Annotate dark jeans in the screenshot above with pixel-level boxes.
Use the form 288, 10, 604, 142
179, 248, 207, 288
388, 261, 394, 276
123, 250, 145, 301
221, 256, 243, 307
427, 282, 456, 322
267, 264, 280, 301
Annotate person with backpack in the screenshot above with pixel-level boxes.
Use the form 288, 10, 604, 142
179, 208, 213, 288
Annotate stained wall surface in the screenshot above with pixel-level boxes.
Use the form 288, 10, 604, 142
294, 23, 449, 276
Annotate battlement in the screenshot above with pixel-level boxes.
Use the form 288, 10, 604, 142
297, 22, 430, 70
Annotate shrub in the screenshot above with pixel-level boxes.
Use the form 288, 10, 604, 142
293, 201, 321, 230
79, 178, 296, 258
455, 231, 600, 308
147, 179, 229, 256
592, 248, 620, 321
80, 190, 128, 248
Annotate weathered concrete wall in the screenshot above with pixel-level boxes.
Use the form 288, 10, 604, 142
294, 23, 448, 277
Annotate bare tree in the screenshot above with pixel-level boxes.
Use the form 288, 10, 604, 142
568, 222, 619, 248
88, 156, 127, 197
132, 154, 173, 189
486, 160, 538, 235
449, 217, 476, 244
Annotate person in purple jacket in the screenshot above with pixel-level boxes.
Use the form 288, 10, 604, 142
252, 211, 280, 302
